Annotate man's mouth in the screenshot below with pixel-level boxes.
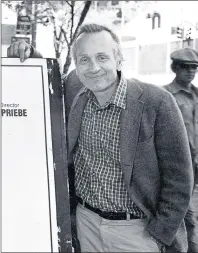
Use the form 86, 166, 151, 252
186, 75, 194, 78
86, 74, 106, 80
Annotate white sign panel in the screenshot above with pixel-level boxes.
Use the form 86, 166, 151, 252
2, 58, 59, 252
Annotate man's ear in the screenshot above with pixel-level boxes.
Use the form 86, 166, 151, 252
174, 65, 180, 74
116, 59, 122, 71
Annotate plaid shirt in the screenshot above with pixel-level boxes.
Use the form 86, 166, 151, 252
73, 75, 145, 217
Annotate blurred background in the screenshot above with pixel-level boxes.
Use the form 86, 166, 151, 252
2, 0, 198, 86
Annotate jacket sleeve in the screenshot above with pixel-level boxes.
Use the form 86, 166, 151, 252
146, 92, 194, 246
31, 46, 43, 58
63, 70, 83, 120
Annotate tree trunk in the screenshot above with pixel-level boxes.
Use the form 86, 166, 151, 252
31, 20, 37, 47
72, 1, 92, 40
31, 2, 37, 48
26, 1, 37, 47
62, 1, 92, 74
63, 52, 72, 75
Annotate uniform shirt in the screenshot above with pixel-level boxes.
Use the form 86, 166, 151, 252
165, 79, 198, 165
73, 75, 145, 217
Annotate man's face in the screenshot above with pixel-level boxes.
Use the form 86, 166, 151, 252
175, 63, 197, 84
75, 31, 120, 93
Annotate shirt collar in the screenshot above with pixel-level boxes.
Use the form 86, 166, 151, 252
109, 72, 126, 109
169, 78, 198, 95
86, 72, 127, 109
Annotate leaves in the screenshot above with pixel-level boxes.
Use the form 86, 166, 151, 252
2, 0, 92, 73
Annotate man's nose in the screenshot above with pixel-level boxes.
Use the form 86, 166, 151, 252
187, 68, 196, 74
89, 60, 100, 72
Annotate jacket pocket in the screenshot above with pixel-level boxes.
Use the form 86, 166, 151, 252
136, 135, 154, 150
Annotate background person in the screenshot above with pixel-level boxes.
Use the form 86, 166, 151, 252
164, 48, 198, 253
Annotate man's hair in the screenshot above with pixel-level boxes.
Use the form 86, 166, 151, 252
71, 23, 123, 63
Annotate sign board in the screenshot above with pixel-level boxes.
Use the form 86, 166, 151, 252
2, 58, 72, 252
11, 36, 30, 44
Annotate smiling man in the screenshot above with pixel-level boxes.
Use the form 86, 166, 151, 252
7, 24, 194, 252
164, 48, 198, 253
73, 30, 121, 104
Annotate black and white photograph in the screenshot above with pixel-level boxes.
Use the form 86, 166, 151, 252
1, 1, 198, 252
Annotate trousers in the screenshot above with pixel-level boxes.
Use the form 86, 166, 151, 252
185, 186, 198, 253
76, 203, 160, 252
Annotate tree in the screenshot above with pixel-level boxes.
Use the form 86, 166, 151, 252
2, 1, 42, 48
45, 1, 92, 74
2, 1, 92, 74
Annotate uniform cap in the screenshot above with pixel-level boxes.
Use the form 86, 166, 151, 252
170, 48, 198, 66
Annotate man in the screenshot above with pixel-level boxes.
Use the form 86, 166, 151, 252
7, 24, 193, 252
164, 48, 198, 253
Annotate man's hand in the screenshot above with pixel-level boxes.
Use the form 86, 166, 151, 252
150, 235, 166, 253
7, 40, 32, 62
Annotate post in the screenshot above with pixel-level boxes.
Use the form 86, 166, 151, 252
31, 1, 37, 48
26, 1, 37, 47
166, 39, 171, 74
120, 1, 125, 43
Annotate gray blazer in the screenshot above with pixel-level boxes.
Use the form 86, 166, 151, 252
67, 78, 194, 251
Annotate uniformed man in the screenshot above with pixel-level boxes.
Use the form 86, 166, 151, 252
164, 47, 198, 253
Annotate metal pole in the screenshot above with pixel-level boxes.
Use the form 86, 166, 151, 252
94, 1, 97, 12
120, 1, 125, 44
31, 1, 37, 48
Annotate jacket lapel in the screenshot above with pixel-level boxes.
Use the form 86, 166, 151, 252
120, 79, 144, 186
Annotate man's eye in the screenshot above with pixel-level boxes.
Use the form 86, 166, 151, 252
98, 55, 107, 61
80, 58, 89, 64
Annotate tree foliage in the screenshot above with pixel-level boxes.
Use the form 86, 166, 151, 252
3, 0, 92, 74
46, 1, 92, 74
